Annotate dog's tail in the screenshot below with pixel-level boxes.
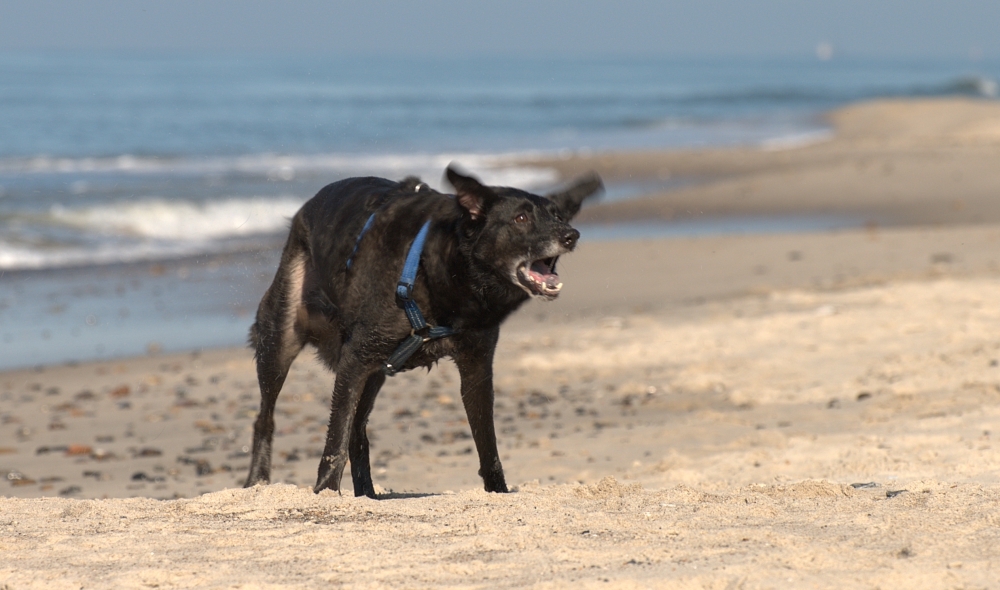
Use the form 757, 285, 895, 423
247, 322, 260, 353
248, 212, 312, 359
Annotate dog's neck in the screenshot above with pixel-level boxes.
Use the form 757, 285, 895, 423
422, 218, 530, 331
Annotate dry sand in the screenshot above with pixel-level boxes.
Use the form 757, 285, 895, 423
4, 99, 1000, 588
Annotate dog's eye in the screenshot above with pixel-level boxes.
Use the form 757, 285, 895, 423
514, 213, 529, 224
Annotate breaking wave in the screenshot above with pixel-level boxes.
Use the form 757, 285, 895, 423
46, 196, 305, 241
0, 154, 560, 271
0, 195, 304, 270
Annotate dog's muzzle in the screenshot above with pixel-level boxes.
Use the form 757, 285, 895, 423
517, 257, 562, 299
514, 228, 579, 300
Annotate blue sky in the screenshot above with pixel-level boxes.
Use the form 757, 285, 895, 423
1, 0, 999, 59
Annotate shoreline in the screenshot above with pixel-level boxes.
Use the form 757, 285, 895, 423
6, 97, 1000, 372
3, 219, 999, 373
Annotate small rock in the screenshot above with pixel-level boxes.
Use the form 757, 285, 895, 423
527, 391, 553, 406
131, 471, 164, 482
195, 460, 213, 476
90, 448, 114, 461
65, 444, 93, 456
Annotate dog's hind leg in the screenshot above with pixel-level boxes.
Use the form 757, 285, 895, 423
314, 350, 372, 494
349, 372, 386, 498
244, 249, 309, 487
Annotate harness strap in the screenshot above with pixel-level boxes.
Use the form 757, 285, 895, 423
383, 326, 456, 375
395, 220, 431, 329
345, 213, 377, 270
383, 219, 456, 375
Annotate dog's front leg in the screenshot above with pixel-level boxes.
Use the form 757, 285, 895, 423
349, 372, 386, 499
315, 354, 372, 494
455, 340, 508, 493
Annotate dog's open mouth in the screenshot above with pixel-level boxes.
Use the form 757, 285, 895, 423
516, 257, 562, 299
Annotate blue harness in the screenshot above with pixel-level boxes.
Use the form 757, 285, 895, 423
349, 214, 456, 375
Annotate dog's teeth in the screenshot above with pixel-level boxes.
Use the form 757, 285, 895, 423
554, 283, 563, 290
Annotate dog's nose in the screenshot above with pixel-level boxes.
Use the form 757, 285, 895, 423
561, 228, 580, 250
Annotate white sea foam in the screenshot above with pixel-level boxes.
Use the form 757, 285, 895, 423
47, 196, 305, 241
0, 195, 309, 270
0, 151, 564, 270
759, 130, 834, 151
38, 158, 559, 242
0, 238, 221, 270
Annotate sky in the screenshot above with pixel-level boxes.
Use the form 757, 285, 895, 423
1, 0, 999, 59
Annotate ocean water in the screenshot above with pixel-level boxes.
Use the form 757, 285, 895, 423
1, 53, 997, 368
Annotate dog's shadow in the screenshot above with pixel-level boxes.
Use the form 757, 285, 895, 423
374, 491, 437, 500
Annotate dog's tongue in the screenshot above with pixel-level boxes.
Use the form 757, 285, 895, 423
529, 260, 560, 289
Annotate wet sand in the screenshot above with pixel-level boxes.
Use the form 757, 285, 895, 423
4, 99, 1000, 588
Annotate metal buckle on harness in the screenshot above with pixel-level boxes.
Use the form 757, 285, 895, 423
408, 326, 432, 343
396, 281, 414, 307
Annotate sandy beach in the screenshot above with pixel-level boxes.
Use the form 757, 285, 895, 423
4, 98, 1000, 588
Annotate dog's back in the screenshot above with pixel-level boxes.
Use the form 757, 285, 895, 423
251, 176, 447, 365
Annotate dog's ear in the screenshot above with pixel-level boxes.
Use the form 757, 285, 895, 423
546, 173, 603, 221
446, 165, 495, 221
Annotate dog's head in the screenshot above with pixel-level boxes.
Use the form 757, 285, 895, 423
446, 165, 603, 301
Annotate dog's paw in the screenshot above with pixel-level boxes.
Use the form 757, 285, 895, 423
482, 475, 509, 493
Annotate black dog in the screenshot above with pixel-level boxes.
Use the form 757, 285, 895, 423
243, 165, 602, 497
